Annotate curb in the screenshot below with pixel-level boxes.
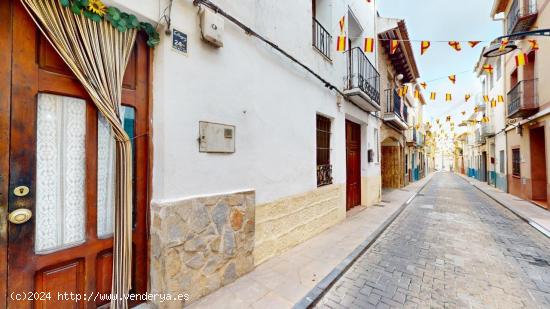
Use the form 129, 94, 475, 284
457, 174, 550, 238
292, 174, 435, 309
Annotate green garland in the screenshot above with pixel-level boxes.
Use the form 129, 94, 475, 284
60, 0, 160, 47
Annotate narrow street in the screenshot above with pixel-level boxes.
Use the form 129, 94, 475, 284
315, 172, 550, 309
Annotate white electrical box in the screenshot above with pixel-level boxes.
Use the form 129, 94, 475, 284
199, 121, 235, 153
200, 8, 224, 47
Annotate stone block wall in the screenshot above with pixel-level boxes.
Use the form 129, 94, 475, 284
254, 184, 345, 265
150, 190, 255, 308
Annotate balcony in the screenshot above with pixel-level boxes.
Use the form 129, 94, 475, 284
406, 128, 417, 146
383, 89, 408, 130
344, 47, 381, 112
481, 123, 495, 139
475, 129, 484, 145
507, 0, 538, 35
507, 79, 538, 119
312, 18, 331, 60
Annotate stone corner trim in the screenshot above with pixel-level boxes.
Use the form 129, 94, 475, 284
150, 190, 255, 307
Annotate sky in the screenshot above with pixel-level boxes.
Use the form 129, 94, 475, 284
378, 0, 502, 149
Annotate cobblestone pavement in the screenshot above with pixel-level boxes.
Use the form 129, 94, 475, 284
314, 172, 550, 309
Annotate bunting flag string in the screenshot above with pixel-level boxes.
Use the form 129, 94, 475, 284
390, 40, 400, 54
364, 38, 375, 53
468, 41, 481, 48
448, 75, 456, 84
529, 39, 539, 50
515, 52, 528, 66
421, 41, 431, 55
465, 94, 471, 102
448, 41, 462, 52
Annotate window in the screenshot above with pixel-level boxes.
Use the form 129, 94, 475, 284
500, 150, 505, 174
97, 106, 136, 238
512, 148, 521, 177
312, 0, 331, 59
317, 115, 332, 186
35, 93, 86, 254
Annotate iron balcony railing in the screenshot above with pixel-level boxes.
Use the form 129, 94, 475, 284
507, 0, 538, 34
312, 18, 331, 60
385, 89, 406, 122
345, 47, 380, 105
317, 164, 333, 187
507, 79, 538, 117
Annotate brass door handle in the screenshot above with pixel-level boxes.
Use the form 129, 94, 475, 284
8, 209, 32, 224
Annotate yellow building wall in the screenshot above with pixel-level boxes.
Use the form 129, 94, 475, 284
361, 175, 381, 207
254, 184, 346, 265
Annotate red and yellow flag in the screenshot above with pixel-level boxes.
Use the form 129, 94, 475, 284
499, 38, 509, 51
339, 16, 345, 33
390, 40, 399, 54
448, 75, 456, 84
448, 41, 462, 51
421, 41, 431, 55
498, 95, 504, 103
529, 39, 539, 51
430, 92, 436, 101
483, 64, 494, 74
420, 82, 427, 89
474, 106, 479, 113
468, 41, 481, 48
483, 95, 490, 103
398, 85, 409, 97
465, 94, 471, 102
336, 35, 346, 52
364, 38, 375, 53
446, 116, 451, 122
515, 52, 528, 66
491, 99, 497, 108
461, 111, 466, 115
446, 93, 452, 101
414, 90, 420, 99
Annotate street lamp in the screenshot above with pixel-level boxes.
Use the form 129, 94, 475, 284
483, 29, 550, 57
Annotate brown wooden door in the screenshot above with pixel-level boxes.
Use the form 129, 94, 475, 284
6, 1, 150, 308
381, 146, 401, 189
346, 120, 361, 210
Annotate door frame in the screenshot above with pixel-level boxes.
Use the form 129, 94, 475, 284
0, 0, 12, 307
345, 119, 362, 210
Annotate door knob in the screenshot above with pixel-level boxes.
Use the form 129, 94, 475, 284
8, 209, 32, 224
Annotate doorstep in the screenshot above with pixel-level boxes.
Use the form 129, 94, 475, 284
458, 174, 550, 237
186, 173, 435, 309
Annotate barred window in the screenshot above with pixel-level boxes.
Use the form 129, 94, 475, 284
512, 148, 521, 177
500, 150, 505, 174
317, 115, 332, 186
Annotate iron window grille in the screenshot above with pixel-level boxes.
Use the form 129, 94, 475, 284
317, 115, 333, 187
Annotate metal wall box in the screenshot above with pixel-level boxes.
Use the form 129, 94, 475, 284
199, 121, 235, 153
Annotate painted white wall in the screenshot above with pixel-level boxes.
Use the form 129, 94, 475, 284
111, 0, 379, 204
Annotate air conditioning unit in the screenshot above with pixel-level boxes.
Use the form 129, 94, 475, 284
200, 8, 224, 47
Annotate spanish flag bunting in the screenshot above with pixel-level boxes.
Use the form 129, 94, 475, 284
468, 41, 481, 48
339, 16, 345, 33
336, 35, 346, 52
421, 41, 431, 55
461, 111, 466, 115
398, 85, 409, 97
483, 64, 494, 74
515, 52, 528, 66
483, 95, 489, 103
499, 38, 509, 51
364, 38, 375, 53
445, 93, 452, 101
491, 99, 497, 107
465, 94, 471, 102
446, 116, 451, 122
414, 90, 420, 99
498, 95, 504, 103
529, 39, 539, 51
390, 40, 399, 54
436, 119, 440, 124
420, 82, 427, 89
474, 106, 479, 113
448, 75, 456, 84
430, 92, 436, 100
448, 41, 462, 51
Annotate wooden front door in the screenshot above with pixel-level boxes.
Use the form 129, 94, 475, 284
381, 146, 401, 189
4, 1, 150, 308
346, 120, 361, 210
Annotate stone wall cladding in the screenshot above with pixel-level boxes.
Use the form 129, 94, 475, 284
254, 184, 345, 265
150, 190, 255, 308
